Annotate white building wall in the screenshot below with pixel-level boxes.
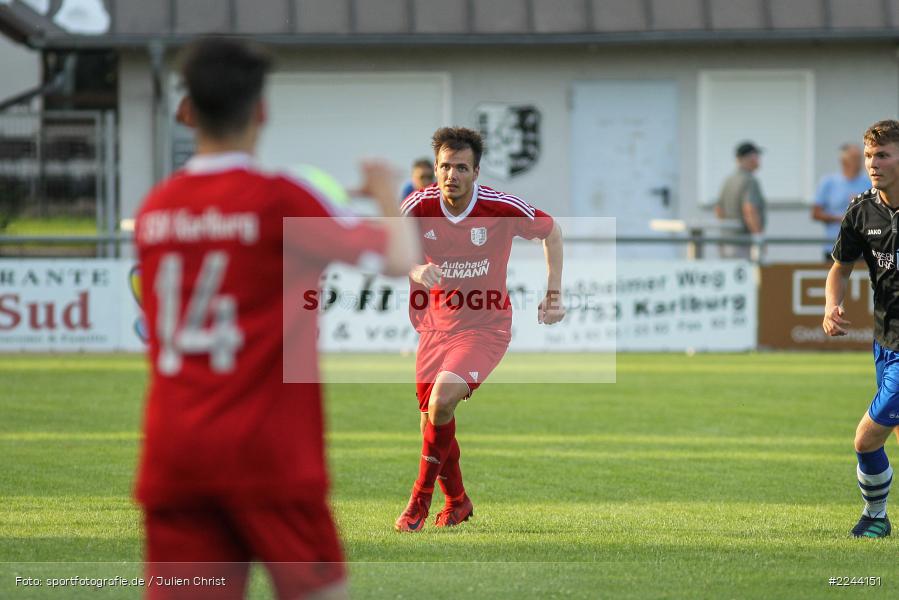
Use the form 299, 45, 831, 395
118, 51, 155, 227
119, 42, 899, 262
0, 36, 39, 106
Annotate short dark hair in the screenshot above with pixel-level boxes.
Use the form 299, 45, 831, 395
178, 37, 273, 138
412, 158, 432, 170
735, 141, 761, 158
432, 127, 484, 168
864, 120, 899, 148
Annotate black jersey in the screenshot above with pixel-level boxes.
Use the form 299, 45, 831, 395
833, 188, 899, 349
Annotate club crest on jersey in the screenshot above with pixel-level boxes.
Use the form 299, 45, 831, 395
470, 227, 487, 246
476, 103, 541, 180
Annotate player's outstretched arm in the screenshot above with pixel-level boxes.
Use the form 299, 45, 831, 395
538, 222, 565, 325
359, 160, 421, 276
823, 261, 854, 336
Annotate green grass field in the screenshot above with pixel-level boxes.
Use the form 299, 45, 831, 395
2, 217, 98, 236
1, 353, 898, 599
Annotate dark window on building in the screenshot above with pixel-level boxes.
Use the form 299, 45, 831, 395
42, 50, 118, 111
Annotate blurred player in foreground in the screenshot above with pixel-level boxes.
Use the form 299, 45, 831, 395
825, 120, 899, 538
394, 127, 565, 532
135, 37, 416, 598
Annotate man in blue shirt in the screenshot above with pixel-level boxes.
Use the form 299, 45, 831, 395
400, 158, 436, 201
812, 143, 871, 261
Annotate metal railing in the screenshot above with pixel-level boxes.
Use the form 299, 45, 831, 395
0, 109, 118, 254
0, 233, 833, 262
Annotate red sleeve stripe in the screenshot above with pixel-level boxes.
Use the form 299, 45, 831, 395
401, 189, 438, 215
479, 196, 536, 219
401, 198, 421, 215
400, 192, 422, 213
478, 190, 536, 218
400, 191, 428, 214
478, 188, 535, 215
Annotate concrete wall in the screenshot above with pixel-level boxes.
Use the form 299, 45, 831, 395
118, 41, 899, 261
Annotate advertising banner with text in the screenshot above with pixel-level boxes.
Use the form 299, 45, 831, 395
0, 259, 755, 354
0, 260, 144, 352
614, 260, 755, 352
758, 263, 872, 351
314, 259, 755, 353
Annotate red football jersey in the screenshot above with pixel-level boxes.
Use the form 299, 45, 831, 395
135, 152, 387, 508
401, 184, 554, 334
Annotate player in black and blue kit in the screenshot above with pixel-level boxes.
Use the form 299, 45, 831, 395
825, 120, 899, 538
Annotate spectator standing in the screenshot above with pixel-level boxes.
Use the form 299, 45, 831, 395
812, 143, 871, 262
401, 158, 436, 200
716, 141, 766, 259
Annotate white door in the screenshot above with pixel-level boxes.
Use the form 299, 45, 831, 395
258, 73, 449, 208
570, 81, 679, 258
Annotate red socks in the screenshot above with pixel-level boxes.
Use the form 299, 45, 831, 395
438, 438, 466, 501
413, 419, 456, 498
413, 419, 466, 504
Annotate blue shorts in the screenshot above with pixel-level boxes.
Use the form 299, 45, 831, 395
870, 341, 899, 426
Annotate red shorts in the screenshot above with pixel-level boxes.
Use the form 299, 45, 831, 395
143, 499, 344, 600
415, 328, 511, 412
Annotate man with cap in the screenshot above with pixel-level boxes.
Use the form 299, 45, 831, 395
715, 141, 766, 259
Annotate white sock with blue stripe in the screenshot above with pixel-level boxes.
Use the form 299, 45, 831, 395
857, 462, 893, 519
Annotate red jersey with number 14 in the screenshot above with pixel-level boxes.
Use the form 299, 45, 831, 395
401, 184, 554, 334
135, 152, 387, 508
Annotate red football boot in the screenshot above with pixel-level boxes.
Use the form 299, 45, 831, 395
434, 494, 474, 528
394, 493, 431, 532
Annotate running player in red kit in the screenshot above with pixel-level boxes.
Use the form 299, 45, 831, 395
394, 127, 565, 531
135, 38, 416, 599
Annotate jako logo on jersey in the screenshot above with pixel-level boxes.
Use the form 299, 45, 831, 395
469, 371, 479, 382
470, 227, 487, 246
422, 455, 440, 464
873, 250, 895, 269
868, 229, 882, 235
424, 229, 437, 240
